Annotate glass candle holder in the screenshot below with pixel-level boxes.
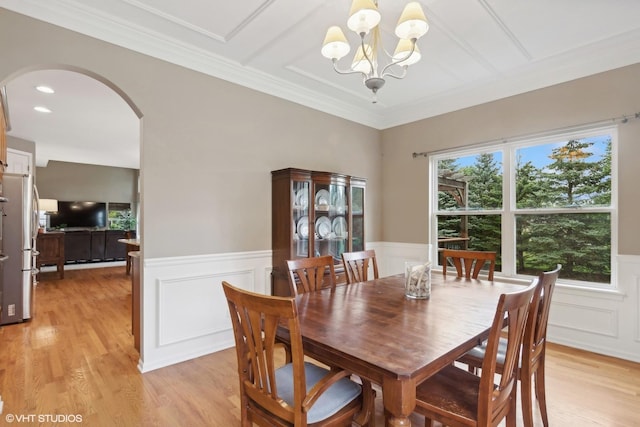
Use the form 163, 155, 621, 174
405, 261, 431, 299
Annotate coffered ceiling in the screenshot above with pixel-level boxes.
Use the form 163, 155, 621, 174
2, 0, 640, 169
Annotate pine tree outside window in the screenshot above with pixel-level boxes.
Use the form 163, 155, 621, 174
430, 126, 616, 286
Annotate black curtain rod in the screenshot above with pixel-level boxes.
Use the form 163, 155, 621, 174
412, 111, 640, 159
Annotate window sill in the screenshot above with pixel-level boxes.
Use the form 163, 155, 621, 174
435, 269, 626, 301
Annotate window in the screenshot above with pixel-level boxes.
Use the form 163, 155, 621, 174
430, 126, 616, 286
108, 202, 135, 230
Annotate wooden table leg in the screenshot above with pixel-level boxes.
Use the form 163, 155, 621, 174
383, 377, 416, 427
57, 259, 64, 279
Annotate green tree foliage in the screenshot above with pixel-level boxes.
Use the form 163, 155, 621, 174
515, 155, 553, 270
466, 153, 502, 209
465, 154, 502, 258
546, 140, 602, 206
108, 209, 136, 230
437, 159, 466, 241
590, 140, 612, 205
515, 156, 553, 208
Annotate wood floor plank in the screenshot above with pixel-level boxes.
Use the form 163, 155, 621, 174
0, 267, 639, 426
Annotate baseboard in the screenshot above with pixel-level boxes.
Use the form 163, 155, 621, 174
39, 260, 126, 272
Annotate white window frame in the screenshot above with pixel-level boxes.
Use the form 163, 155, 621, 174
428, 125, 618, 289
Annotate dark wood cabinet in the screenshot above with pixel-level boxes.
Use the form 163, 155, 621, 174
61, 230, 129, 263
271, 168, 366, 296
36, 232, 65, 279
35, 229, 131, 268
90, 231, 106, 260
105, 230, 127, 260
64, 231, 92, 262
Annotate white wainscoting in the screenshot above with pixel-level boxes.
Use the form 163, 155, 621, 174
366, 241, 432, 277
138, 245, 640, 372
548, 254, 640, 362
138, 250, 272, 372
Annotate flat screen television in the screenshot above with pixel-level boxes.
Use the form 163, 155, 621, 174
49, 201, 107, 229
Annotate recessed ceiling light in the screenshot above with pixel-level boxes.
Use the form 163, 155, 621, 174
35, 85, 55, 94
34, 106, 52, 113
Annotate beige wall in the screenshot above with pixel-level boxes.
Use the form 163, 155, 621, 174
7, 135, 35, 157
0, 9, 382, 258
381, 63, 640, 255
35, 161, 138, 205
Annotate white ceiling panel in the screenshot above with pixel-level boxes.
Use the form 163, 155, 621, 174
226, 1, 326, 66
122, 0, 272, 41
427, 1, 530, 71
488, 0, 640, 58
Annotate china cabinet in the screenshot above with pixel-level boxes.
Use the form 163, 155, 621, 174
271, 168, 366, 296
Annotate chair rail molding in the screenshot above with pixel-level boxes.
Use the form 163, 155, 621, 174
136, 247, 640, 372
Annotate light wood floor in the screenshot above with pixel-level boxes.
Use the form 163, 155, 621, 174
1, 267, 639, 426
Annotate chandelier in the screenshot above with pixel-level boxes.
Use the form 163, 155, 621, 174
321, 0, 429, 103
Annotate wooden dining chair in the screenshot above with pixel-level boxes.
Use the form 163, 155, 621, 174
221, 281, 374, 427
442, 249, 496, 280
413, 278, 537, 427
286, 255, 337, 296
341, 250, 379, 284
285, 255, 377, 410
457, 264, 562, 427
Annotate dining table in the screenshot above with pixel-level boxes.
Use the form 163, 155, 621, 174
276, 272, 525, 427
117, 238, 140, 247
117, 237, 140, 275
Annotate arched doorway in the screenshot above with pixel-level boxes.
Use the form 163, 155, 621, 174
2, 65, 143, 354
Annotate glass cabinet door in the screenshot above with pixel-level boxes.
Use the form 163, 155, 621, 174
351, 185, 365, 252
329, 183, 347, 261
312, 181, 348, 262
292, 180, 310, 259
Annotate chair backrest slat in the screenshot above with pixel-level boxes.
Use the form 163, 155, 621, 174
341, 250, 379, 284
286, 255, 336, 296
443, 249, 496, 280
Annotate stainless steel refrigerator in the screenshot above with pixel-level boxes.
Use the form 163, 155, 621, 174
1, 173, 38, 325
